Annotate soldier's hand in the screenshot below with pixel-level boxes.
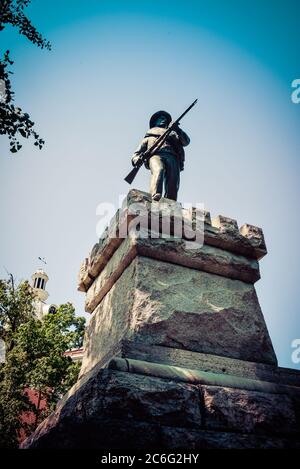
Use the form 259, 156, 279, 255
132, 155, 141, 167
173, 122, 181, 133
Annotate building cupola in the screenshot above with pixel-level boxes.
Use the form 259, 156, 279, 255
31, 269, 49, 302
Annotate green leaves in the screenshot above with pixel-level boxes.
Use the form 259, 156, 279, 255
0, 278, 36, 351
0, 1, 51, 154
0, 1, 51, 50
0, 277, 86, 447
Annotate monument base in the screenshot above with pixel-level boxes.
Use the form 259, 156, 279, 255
22, 191, 300, 449
22, 345, 300, 449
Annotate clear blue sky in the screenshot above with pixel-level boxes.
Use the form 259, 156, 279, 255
0, 0, 299, 369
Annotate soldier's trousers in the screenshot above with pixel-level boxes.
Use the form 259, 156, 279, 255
149, 153, 180, 201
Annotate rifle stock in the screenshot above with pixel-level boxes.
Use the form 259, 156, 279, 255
124, 165, 140, 184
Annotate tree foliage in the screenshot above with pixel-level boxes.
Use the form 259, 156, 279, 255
0, 0, 51, 153
0, 276, 36, 352
0, 276, 86, 448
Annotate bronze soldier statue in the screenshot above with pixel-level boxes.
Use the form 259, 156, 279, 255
131, 110, 190, 201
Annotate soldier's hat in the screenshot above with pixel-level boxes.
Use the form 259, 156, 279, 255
149, 110, 172, 129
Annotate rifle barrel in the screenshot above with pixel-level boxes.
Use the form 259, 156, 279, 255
175, 99, 198, 124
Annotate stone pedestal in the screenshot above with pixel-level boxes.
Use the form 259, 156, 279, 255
22, 190, 300, 449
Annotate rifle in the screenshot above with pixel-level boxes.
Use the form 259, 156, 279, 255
124, 99, 197, 185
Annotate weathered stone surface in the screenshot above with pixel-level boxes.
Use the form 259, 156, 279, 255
22, 366, 300, 449
80, 256, 276, 378
130, 257, 274, 365
278, 367, 300, 388
134, 233, 260, 284
212, 215, 239, 232
56, 189, 300, 451
84, 234, 260, 313
122, 191, 267, 261
134, 306, 275, 365
80, 262, 136, 376
107, 357, 300, 397
185, 206, 211, 226
97, 371, 201, 428
77, 190, 267, 292
77, 211, 126, 292
77, 257, 90, 292
85, 237, 136, 313
204, 222, 266, 260
239, 224, 267, 254
202, 385, 298, 435
22, 369, 201, 449
121, 342, 300, 387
